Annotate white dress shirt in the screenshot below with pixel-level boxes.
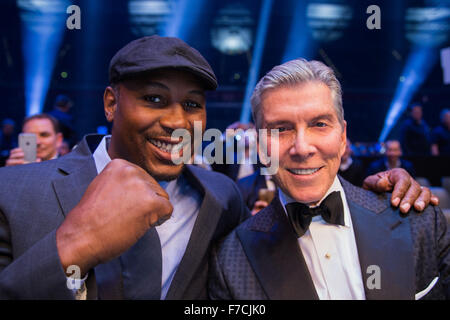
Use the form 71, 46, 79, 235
92, 135, 201, 299
279, 176, 366, 300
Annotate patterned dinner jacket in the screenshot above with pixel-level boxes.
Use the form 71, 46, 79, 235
209, 177, 450, 300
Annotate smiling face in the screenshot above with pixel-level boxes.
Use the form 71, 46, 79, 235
104, 69, 207, 181
260, 81, 346, 205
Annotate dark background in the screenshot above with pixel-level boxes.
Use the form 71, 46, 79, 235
0, 0, 449, 183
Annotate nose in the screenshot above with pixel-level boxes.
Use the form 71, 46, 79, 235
160, 103, 189, 133
289, 128, 316, 159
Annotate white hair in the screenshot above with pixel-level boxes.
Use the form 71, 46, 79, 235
251, 58, 344, 128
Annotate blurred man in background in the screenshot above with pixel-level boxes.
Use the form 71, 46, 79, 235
5, 114, 62, 166
431, 108, 450, 156
48, 94, 76, 147
0, 118, 17, 160
367, 140, 416, 178
338, 138, 365, 187
400, 103, 431, 156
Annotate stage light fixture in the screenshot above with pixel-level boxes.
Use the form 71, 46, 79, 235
306, 2, 353, 42
211, 3, 254, 55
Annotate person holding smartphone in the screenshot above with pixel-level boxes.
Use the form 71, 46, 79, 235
5, 114, 63, 166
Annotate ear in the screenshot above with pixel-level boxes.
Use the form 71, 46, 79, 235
55, 132, 63, 149
340, 120, 347, 157
104, 86, 118, 122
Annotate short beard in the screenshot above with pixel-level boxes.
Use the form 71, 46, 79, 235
150, 165, 185, 182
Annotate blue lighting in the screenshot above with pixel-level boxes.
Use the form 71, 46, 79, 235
128, 0, 173, 37
162, 0, 206, 41
211, 4, 254, 55
306, 2, 353, 42
379, 46, 440, 142
240, 0, 273, 124
18, 0, 70, 116
379, 3, 450, 142
282, 1, 314, 63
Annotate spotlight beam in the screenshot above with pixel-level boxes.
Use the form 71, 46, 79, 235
379, 46, 440, 142
239, 0, 273, 124
19, 0, 69, 116
282, 0, 316, 63
163, 0, 206, 41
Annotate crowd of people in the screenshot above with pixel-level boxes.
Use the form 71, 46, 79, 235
0, 35, 448, 300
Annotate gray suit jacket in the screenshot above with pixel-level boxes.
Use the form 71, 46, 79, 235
0, 134, 249, 299
209, 178, 450, 300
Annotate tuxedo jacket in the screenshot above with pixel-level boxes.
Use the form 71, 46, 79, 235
209, 177, 450, 300
0, 134, 249, 299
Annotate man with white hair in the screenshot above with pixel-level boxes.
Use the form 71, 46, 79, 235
209, 59, 449, 300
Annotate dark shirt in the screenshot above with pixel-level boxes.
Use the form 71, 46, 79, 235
431, 125, 450, 156
400, 118, 431, 156
48, 108, 76, 145
0, 132, 17, 159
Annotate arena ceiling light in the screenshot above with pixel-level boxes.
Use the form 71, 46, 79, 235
306, 2, 353, 42
128, 0, 173, 37
211, 3, 254, 55
405, 6, 450, 47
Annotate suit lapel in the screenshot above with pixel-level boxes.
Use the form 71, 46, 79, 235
237, 196, 318, 299
51, 160, 97, 217
51, 135, 126, 299
164, 166, 223, 299
119, 228, 162, 299
343, 183, 415, 300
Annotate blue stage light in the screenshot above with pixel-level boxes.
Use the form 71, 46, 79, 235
239, 0, 273, 124
211, 4, 254, 55
306, 2, 353, 42
18, 0, 70, 116
128, 0, 173, 37
379, 46, 440, 142
379, 3, 450, 142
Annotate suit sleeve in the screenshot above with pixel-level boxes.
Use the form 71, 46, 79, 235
435, 206, 450, 299
208, 244, 233, 300
0, 210, 75, 299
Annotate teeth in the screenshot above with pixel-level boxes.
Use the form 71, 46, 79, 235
149, 139, 182, 153
289, 168, 320, 175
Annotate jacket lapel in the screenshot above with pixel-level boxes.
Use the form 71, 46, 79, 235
237, 195, 318, 299
51, 135, 125, 299
342, 179, 415, 300
164, 166, 223, 299
119, 228, 162, 299
51, 135, 102, 217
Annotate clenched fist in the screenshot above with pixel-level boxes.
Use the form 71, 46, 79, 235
56, 159, 173, 276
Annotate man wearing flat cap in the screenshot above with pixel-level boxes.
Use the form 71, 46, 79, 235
0, 36, 438, 299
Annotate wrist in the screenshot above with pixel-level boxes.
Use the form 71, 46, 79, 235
56, 224, 96, 277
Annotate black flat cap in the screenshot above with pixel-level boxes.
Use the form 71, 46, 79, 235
109, 35, 217, 90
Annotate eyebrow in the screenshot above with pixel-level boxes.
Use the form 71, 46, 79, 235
264, 113, 337, 127
310, 113, 336, 123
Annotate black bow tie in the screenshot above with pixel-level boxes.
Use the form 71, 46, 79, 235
285, 191, 345, 238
